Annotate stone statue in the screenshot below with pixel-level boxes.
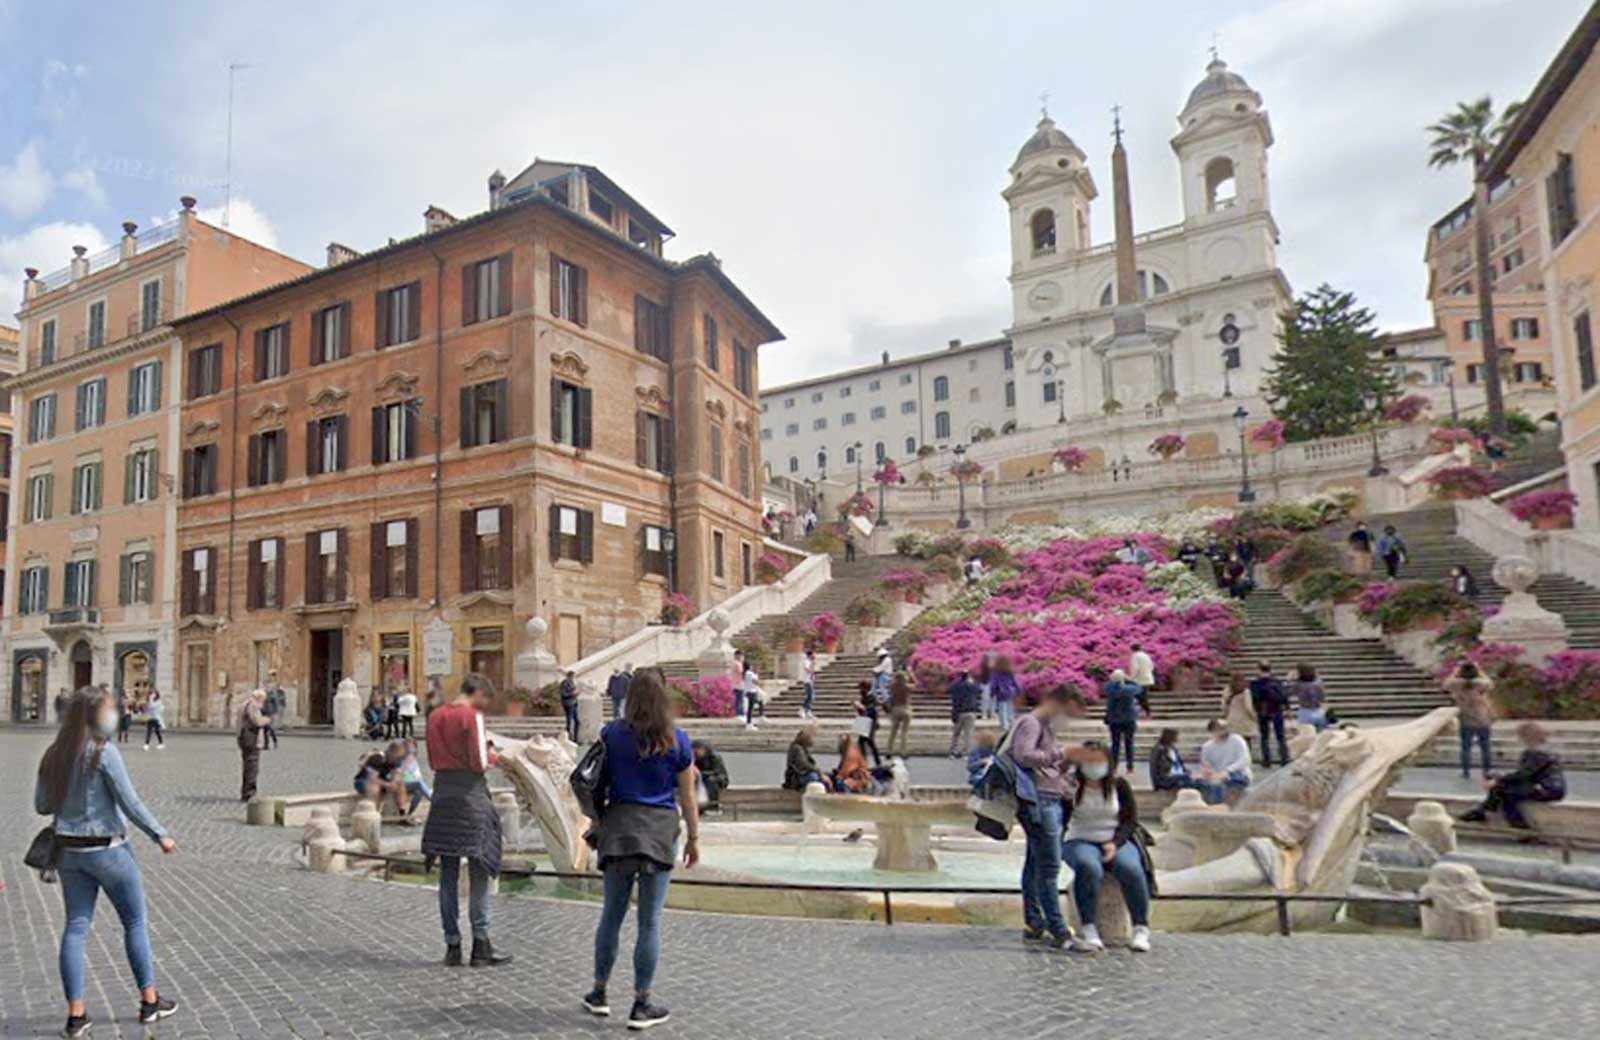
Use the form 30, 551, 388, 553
332, 677, 362, 739
491, 732, 591, 875
1419, 862, 1498, 941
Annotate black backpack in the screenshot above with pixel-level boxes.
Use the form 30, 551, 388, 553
570, 732, 609, 823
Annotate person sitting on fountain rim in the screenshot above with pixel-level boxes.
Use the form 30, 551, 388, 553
1195, 719, 1253, 805
967, 731, 997, 791
1148, 728, 1200, 791
1459, 722, 1566, 829
831, 733, 874, 794
1061, 741, 1155, 953
691, 740, 729, 811
783, 726, 823, 791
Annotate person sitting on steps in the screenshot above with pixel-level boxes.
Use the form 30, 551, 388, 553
1459, 722, 1566, 830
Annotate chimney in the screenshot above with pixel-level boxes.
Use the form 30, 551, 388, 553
948, 338, 962, 350
423, 205, 458, 234
325, 242, 360, 267
881, 351, 890, 365
69, 245, 90, 283
488, 169, 507, 210
120, 221, 138, 260
23, 267, 41, 302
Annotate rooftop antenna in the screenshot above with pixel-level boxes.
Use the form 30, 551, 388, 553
1111, 103, 1124, 145
224, 61, 253, 228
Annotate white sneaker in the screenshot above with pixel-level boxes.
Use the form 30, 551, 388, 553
1070, 924, 1104, 953
142, 745, 149, 751
1129, 926, 1152, 953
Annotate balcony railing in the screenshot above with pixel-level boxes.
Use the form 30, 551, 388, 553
30, 296, 173, 370
36, 217, 182, 292
46, 607, 100, 627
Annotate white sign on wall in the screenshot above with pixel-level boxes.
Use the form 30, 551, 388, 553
423, 617, 454, 677
601, 502, 627, 527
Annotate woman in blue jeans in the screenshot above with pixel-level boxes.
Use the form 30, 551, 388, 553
1008, 683, 1086, 945
34, 687, 180, 1038
583, 669, 700, 1031
1061, 742, 1154, 953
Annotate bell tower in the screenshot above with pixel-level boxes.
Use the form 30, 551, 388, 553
1003, 107, 1098, 296
1171, 55, 1274, 224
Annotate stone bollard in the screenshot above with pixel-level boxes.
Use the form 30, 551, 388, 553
1407, 800, 1457, 857
494, 791, 521, 848
1419, 862, 1498, 941
1064, 870, 1133, 945
308, 836, 347, 874
802, 782, 829, 834
245, 796, 277, 826
576, 689, 604, 745
302, 805, 341, 847
350, 799, 382, 852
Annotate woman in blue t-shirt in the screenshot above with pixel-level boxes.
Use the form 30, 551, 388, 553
583, 668, 699, 1031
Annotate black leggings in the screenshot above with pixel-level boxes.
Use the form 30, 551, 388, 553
144, 720, 164, 745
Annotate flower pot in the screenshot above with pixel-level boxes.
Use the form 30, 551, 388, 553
1531, 514, 1571, 531
782, 636, 805, 652
502, 702, 526, 717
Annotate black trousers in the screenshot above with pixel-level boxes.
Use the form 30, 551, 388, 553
261, 721, 279, 749
1481, 779, 1563, 827
1258, 714, 1288, 767
240, 744, 261, 800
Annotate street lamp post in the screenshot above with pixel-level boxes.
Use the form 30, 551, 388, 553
854, 441, 864, 492
1444, 359, 1460, 425
662, 529, 677, 595
1363, 391, 1389, 477
1232, 405, 1256, 503
1056, 380, 1066, 424
953, 443, 971, 529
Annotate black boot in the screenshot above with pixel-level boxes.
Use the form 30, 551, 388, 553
470, 937, 512, 967
444, 943, 462, 967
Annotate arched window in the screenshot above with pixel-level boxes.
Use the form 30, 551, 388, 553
845, 445, 856, 464
1099, 270, 1173, 307
932, 376, 949, 402
1205, 156, 1237, 212
816, 449, 827, 474
874, 441, 887, 463
934, 411, 951, 439
788, 455, 799, 473
1030, 208, 1057, 255
904, 436, 916, 456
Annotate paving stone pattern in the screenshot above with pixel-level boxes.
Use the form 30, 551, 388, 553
2, 728, 1596, 1038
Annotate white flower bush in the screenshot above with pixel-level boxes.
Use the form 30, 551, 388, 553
1145, 560, 1232, 606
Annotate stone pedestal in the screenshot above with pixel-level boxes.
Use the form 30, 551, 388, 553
778, 650, 807, 680
1407, 800, 1457, 857
245, 797, 276, 826
888, 599, 922, 628
843, 625, 896, 656
494, 791, 521, 848
308, 837, 346, 873
1064, 869, 1133, 945
350, 799, 382, 852
696, 608, 737, 681
332, 676, 362, 739
802, 782, 829, 834
513, 617, 566, 692
1481, 556, 1569, 667
576, 689, 604, 744
1419, 862, 1498, 941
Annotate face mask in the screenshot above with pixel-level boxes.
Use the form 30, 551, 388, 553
95, 712, 119, 739
1082, 763, 1109, 781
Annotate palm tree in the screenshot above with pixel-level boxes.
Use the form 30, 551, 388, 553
1427, 97, 1523, 437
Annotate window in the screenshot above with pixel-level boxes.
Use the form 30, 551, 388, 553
868, 379, 881, 391
20, 566, 49, 614
844, 445, 856, 464
737, 439, 752, 496
904, 437, 916, 455
637, 411, 672, 473
842, 412, 856, 426
785, 422, 799, 436
70, 461, 101, 514
0, 432, 9, 479
372, 400, 418, 464
642, 524, 672, 577
550, 255, 587, 325
900, 400, 916, 414
709, 424, 724, 482
1548, 152, 1579, 245
784, 397, 795, 409
969, 387, 981, 402
1005, 381, 1016, 407
379, 632, 410, 694
551, 379, 593, 448
460, 379, 509, 448
86, 300, 106, 348
934, 411, 951, 439
124, 448, 158, 504
255, 322, 290, 380
1205, 156, 1237, 211
127, 360, 162, 415
548, 504, 593, 565
1463, 319, 1482, 341
1511, 317, 1540, 340
933, 376, 949, 402
311, 303, 351, 365
1031, 208, 1057, 254
589, 191, 614, 223
1502, 249, 1524, 274
119, 550, 153, 606
188, 343, 222, 399
75, 378, 106, 431
378, 281, 421, 347
760, 428, 772, 441
465, 253, 512, 324
25, 472, 52, 522
140, 280, 161, 332
817, 449, 827, 473
182, 444, 218, 498
712, 530, 725, 579
305, 528, 347, 604
1514, 362, 1544, 383
40, 320, 56, 364
469, 626, 506, 693
870, 406, 886, 420
787, 456, 799, 473
839, 386, 852, 398
181, 547, 215, 614
307, 415, 347, 476
811, 392, 823, 403
247, 429, 287, 486
28, 393, 56, 443
813, 418, 827, 431
372, 518, 419, 599
1003, 346, 1014, 370
634, 295, 671, 360
64, 558, 96, 607
734, 342, 754, 395
874, 441, 886, 463
742, 542, 753, 585
704, 314, 720, 370
1576, 312, 1596, 392
247, 537, 283, 609
1466, 363, 1484, 384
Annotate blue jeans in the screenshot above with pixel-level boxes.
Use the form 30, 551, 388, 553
1296, 707, 1327, 732
996, 700, 1015, 731
980, 684, 995, 718
593, 862, 673, 996
802, 683, 815, 715
58, 844, 154, 1002
564, 704, 580, 742
1460, 725, 1493, 777
405, 780, 433, 814
612, 697, 626, 720
438, 856, 492, 944
1018, 797, 1067, 935
1062, 839, 1151, 928
1107, 722, 1136, 771
732, 689, 745, 720
1200, 770, 1251, 805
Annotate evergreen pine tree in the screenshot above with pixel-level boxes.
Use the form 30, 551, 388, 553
1262, 284, 1398, 442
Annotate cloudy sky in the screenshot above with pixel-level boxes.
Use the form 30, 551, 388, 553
0, 0, 1586, 385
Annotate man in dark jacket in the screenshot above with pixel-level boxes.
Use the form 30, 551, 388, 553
1249, 661, 1290, 768
559, 671, 580, 742
605, 664, 632, 720
1101, 670, 1149, 775
947, 670, 983, 758
692, 740, 730, 810
1460, 722, 1567, 828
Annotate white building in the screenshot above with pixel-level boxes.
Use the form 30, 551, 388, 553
760, 57, 1293, 477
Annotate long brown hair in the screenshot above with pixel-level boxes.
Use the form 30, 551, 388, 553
623, 668, 676, 756
37, 686, 113, 812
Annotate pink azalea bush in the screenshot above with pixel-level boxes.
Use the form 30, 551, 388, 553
1427, 465, 1493, 500
1249, 419, 1286, 450
839, 491, 875, 518
661, 591, 696, 626
1507, 489, 1577, 524
880, 567, 930, 602
1148, 433, 1186, 459
1053, 446, 1089, 471
872, 460, 903, 485
806, 612, 845, 650
668, 675, 736, 718
1382, 393, 1430, 423
753, 551, 791, 583
1428, 427, 1480, 453
1356, 582, 1395, 616
908, 533, 1238, 701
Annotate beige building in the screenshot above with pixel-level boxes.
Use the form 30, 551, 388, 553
2, 201, 311, 723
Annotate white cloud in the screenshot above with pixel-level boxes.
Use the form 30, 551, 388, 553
0, 221, 110, 321
149, 196, 280, 252
0, 142, 54, 218
62, 166, 106, 208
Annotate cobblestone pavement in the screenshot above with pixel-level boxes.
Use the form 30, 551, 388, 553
3, 727, 1596, 1038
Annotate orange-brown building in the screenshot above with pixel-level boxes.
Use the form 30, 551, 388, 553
171, 162, 779, 726
0, 324, 17, 624
2, 202, 312, 723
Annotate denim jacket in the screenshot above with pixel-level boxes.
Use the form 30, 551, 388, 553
33, 740, 167, 843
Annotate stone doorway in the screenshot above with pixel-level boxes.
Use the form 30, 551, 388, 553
70, 640, 93, 691
308, 628, 344, 725
183, 643, 211, 725
12, 651, 48, 722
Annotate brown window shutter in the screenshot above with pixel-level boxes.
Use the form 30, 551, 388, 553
635, 410, 647, 467
577, 387, 593, 449
459, 386, 474, 448
305, 420, 318, 476
497, 505, 514, 588
405, 519, 419, 598
374, 290, 389, 348
578, 509, 595, 564
370, 522, 387, 599
548, 503, 561, 561
548, 254, 560, 316
335, 528, 348, 600
274, 538, 285, 606
180, 549, 193, 614
247, 434, 260, 486
550, 377, 561, 443
492, 379, 509, 442
461, 263, 476, 326
310, 310, 324, 365
335, 414, 348, 471
305, 532, 319, 603
633, 295, 644, 353
246, 539, 259, 609
659, 305, 672, 360
274, 433, 286, 483
460, 509, 479, 593
575, 265, 588, 327
497, 252, 513, 317
253, 330, 267, 380
371, 405, 386, 465
407, 280, 422, 340
339, 302, 352, 357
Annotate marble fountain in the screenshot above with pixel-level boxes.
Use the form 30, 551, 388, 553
488, 707, 1461, 931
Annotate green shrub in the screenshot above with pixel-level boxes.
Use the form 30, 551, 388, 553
804, 528, 844, 554
1294, 568, 1362, 605
844, 593, 888, 627
1266, 534, 1343, 584
1362, 582, 1472, 634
